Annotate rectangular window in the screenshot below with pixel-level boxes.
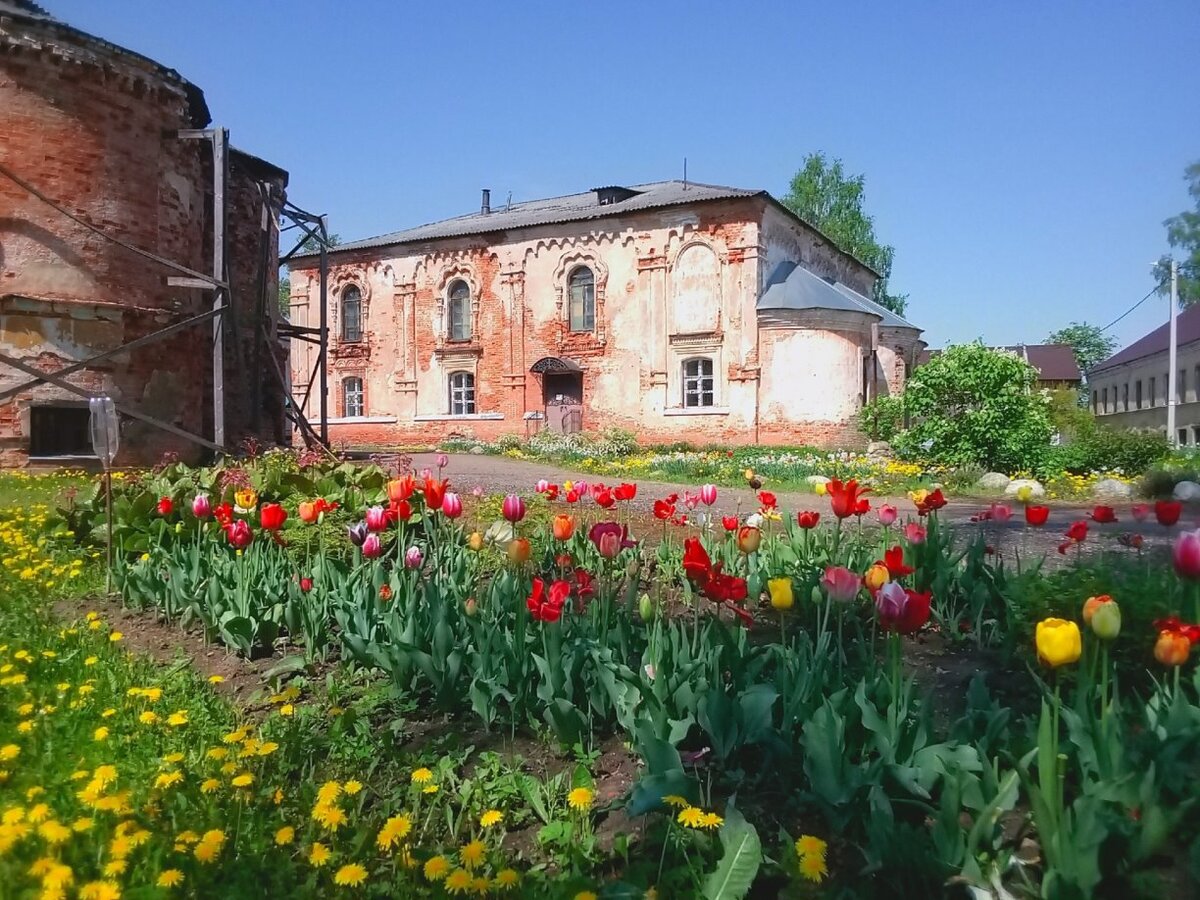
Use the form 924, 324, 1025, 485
449, 372, 476, 415
1101, 387, 1108, 413
1136, 380, 1143, 408
1194, 365, 1200, 402
1193, 425, 1200, 446
682, 358, 715, 408
1179, 428, 1190, 447
1150, 376, 1157, 407
1091, 390, 1098, 413
1122, 383, 1129, 412
29, 405, 93, 457
1180, 369, 1188, 403
342, 377, 364, 417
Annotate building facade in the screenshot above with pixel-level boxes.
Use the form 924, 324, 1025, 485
288, 182, 923, 449
1089, 304, 1200, 446
0, 0, 288, 466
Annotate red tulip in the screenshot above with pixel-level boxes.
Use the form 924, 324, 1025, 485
614, 483, 637, 502
191, 494, 211, 518
565, 490, 580, 503
828, 478, 871, 520
423, 477, 448, 510
502, 494, 526, 523
365, 506, 389, 532
441, 492, 463, 519
903, 522, 926, 544
722, 515, 739, 532
592, 488, 615, 509
797, 511, 821, 529
526, 578, 569, 623
1172, 530, 1200, 580
758, 490, 777, 510
653, 499, 676, 520
225, 520, 253, 549
1155, 500, 1183, 527
299, 576, 313, 593
260, 502, 287, 531
157, 497, 173, 516
1155, 631, 1192, 667
589, 521, 634, 558
1090, 505, 1118, 524
881, 545, 914, 579
1065, 520, 1088, 542
1131, 503, 1151, 523
914, 489, 947, 516
387, 475, 415, 503
214, 503, 234, 527
388, 499, 412, 523
1024, 505, 1050, 526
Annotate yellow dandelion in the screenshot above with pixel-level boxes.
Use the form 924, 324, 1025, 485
257, 741, 279, 757
103, 859, 127, 877
78, 881, 121, 900
27, 803, 49, 823
138, 711, 159, 725
444, 868, 472, 894
662, 794, 689, 809
333, 863, 368, 887
38, 820, 71, 844
422, 784, 439, 795
109, 632, 123, 642
411, 767, 433, 784
699, 812, 723, 829
176, 830, 200, 844
93, 727, 109, 741
275, 825, 295, 846
154, 771, 183, 790
574, 892, 599, 900
0, 745, 18, 761
799, 852, 828, 883
480, 809, 503, 828
677, 806, 706, 828
157, 869, 184, 888
206, 747, 229, 760
72, 817, 93, 832
162, 752, 184, 764
279, 703, 294, 716
221, 728, 248, 744
309, 842, 331, 867
423, 855, 450, 881
273, 788, 284, 805
460, 839, 487, 870
316, 781, 341, 806
84, 656, 98, 666
494, 868, 520, 890
342, 779, 363, 795
231, 773, 254, 788
313, 804, 347, 832
567, 787, 594, 812
208, 675, 225, 684
376, 814, 412, 851
795, 834, 827, 859
166, 710, 188, 727
200, 778, 220, 794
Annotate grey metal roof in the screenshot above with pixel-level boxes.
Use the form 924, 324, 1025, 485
306, 181, 762, 255
758, 262, 921, 332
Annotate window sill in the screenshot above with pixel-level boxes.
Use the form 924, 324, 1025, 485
28, 454, 99, 462
664, 407, 730, 417
325, 416, 396, 425
414, 413, 504, 422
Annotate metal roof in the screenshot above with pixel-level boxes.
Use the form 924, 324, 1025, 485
1091, 303, 1200, 374
757, 262, 922, 332
315, 181, 761, 254
999, 344, 1080, 381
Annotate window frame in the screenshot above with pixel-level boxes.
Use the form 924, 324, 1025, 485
340, 285, 363, 343
447, 280, 472, 342
342, 376, 364, 418
681, 357, 715, 409
567, 266, 596, 333
448, 370, 476, 416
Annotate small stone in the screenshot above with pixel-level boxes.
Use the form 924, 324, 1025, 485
1092, 478, 1132, 500
1004, 478, 1045, 499
469, 446, 485, 455
977, 472, 1011, 492
806, 475, 830, 487
1173, 480, 1200, 502
866, 441, 893, 458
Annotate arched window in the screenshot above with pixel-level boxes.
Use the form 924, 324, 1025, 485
568, 267, 595, 332
341, 286, 363, 342
448, 371, 476, 416
448, 280, 471, 341
342, 376, 364, 417
682, 358, 714, 408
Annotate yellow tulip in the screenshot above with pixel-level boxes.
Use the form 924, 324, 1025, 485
1035, 618, 1082, 668
234, 489, 258, 509
863, 564, 890, 593
466, 532, 484, 552
814, 482, 828, 497
767, 577, 794, 611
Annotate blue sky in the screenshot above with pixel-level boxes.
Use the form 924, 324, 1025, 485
50, 0, 1200, 352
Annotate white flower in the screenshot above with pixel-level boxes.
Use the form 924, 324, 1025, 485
746, 513, 764, 528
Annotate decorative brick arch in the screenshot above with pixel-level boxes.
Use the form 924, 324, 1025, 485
434, 263, 481, 347
329, 269, 370, 344
552, 250, 608, 344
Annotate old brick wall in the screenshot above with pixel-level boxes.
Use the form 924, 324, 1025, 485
0, 11, 286, 465
288, 193, 909, 451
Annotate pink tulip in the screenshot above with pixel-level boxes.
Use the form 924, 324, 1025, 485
365, 506, 389, 532
699, 484, 718, 506
419, 467, 433, 480
404, 545, 423, 568
441, 492, 463, 519
436, 453, 449, 469
536, 479, 551, 494
192, 493, 212, 518
903, 522, 927, 545
361, 534, 383, 558
472, 485, 484, 498
502, 494, 526, 523
988, 503, 1013, 522
821, 566, 861, 602
683, 491, 700, 511
1172, 529, 1200, 580
574, 480, 589, 497
875, 582, 906, 620
1131, 503, 1151, 523
877, 504, 898, 527
597, 532, 621, 559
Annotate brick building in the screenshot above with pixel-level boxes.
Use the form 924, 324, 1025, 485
288, 181, 924, 448
0, 0, 288, 466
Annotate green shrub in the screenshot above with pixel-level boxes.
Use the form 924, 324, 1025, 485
859, 394, 904, 442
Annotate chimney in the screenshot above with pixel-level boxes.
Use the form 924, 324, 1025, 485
481, 188, 491, 215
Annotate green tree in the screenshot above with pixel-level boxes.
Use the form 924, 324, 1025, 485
885, 343, 1053, 472
1155, 160, 1200, 305
1045, 322, 1116, 376
781, 153, 907, 315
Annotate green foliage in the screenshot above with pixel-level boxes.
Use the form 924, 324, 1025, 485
1044, 421, 1170, 480
891, 343, 1054, 472
701, 800, 762, 900
781, 152, 907, 315
1155, 160, 1200, 306
858, 394, 904, 442
1046, 322, 1117, 375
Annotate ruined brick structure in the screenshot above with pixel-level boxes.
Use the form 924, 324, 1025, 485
289, 182, 923, 450
0, 1, 288, 466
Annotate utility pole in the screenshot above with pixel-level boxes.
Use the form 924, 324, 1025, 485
1168, 257, 1179, 445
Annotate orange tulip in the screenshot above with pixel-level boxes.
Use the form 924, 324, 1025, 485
507, 538, 531, 565
863, 564, 890, 593
387, 475, 415, 503
736, 526, 761, 554
298, 501, 317, 524
552, 514, 575, 542
1154, 631, 1192, 667
1082, 594, 1113, 625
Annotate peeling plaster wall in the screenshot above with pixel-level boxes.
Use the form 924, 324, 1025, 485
290, 195, 910, 449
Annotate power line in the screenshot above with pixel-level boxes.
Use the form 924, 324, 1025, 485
1098, 281, 1166, 334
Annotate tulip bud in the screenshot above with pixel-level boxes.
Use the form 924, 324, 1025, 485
1016, 485, 1033, 503
1082, 594, 1113, 625
464, 597, 478, 618
347, 522, 368, 546
299, 577, 313, 593
625, 556, 640, 578
403, 546, 422, 568
699, 484, 718, 506
811, 586, 823, 605
362, 534, 383, 559
536, 478, 551, 493
365, 506, 389, 532
597, 533, 620, 559
1090, 601, 1121, 641
507, 537, 531, 565
863, 563, 890, 593
877, 504, 898, 527
467, 531, 484, 552
638, 594, 654, 621
551, 514, 575, 542
436, 453, 449, 469
175, 522, 183, 534
298, 501, 317, 524
814, 482, 828, 497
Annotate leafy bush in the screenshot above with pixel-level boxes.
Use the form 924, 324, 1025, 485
858, 394, 904, 442
890, 343, 1054, 473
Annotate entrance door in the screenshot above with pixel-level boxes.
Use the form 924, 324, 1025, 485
544, 372, 583, 434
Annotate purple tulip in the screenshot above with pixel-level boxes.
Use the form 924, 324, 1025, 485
192, 493, 212, 518
347, 522, 368, 546
875, 582, 907, 620
365, 506, 389, 532
361, 533, 383, 558
502, 494, 526, 523
404, 545, 423, 568
419, 467, 433, 480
